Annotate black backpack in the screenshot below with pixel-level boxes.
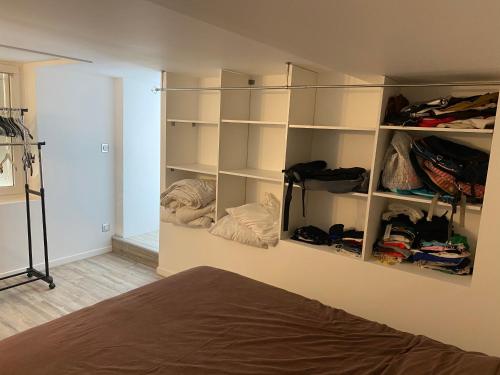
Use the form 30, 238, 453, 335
282, 161, 366, 231
283, 161, 326, 231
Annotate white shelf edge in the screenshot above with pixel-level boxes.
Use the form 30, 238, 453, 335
219, 168, 282, 182
166, 163, 217, 175
372, 191, 482, 211
282, 239, 362, 260
221, 119, 287, 126
289, 124, 376, 131
166, 119, 218, 125
379, 125, 494, 134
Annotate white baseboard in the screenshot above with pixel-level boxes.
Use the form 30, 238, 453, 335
156, 266, 175, 277
0, 246, 112, 278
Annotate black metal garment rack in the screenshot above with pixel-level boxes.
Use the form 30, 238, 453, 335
0, 111, 54, 291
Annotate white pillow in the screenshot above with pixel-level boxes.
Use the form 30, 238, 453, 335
209, 215, 267, 248
226, 193, 280, 246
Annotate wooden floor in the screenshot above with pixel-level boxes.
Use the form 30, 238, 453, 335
0, 253, 162, 340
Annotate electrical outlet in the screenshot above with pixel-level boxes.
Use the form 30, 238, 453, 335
102, 223, 110, 232
101, 143, 109, 153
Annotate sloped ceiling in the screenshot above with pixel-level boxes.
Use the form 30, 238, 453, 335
0, 0, 312, 76
151, 0, 500, 79
1, 0, 499, 79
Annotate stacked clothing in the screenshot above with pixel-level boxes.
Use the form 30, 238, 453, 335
385, 92, 498, 129
373, 203, 473, 275
160, 178, 216, 228
291, 223, 364, 258
414, 234, 472, 275
329, 224, 364, 257
373, 204, 423, 264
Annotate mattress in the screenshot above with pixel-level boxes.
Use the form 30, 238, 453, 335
0, 266, 499, 374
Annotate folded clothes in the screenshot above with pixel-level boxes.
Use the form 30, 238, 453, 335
374, 203, 473, 275
382, 203, 424, 224
419, 258, 472, 275
437, 116, 495, 129
384, 92, 497, 130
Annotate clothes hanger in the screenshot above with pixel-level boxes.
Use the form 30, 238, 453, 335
0, 152, 12, 174
0, 112, 15, 137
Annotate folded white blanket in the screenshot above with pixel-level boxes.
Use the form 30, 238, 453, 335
226, 193, 280, 246
210, 193, 280, 248
161, 205, 214, 228
176, 201, 216, 223
209, 215, 267, 248
161, 179, 216, 209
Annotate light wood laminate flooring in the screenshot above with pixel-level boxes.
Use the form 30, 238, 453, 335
0, 253, 162, 340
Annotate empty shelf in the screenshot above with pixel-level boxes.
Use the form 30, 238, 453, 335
167, 119, 218, 125
221, 119, 287, 126
290, 124, 376, 131
372, 191, 482, 211
219, 168, 282, 182
379, 125, 494, 134
166, 163, 217, 175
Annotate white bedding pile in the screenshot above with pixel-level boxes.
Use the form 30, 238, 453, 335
209, 193, 280, 248
160, 179, 216, 228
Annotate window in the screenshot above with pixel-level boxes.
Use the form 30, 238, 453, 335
0, 72, 14, 188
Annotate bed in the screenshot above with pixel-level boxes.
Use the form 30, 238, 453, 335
1, 266, 499, 375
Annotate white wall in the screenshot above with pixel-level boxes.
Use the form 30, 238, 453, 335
115, 73, 161, 238
36, 64, 115, 265
0, 63, 116, 276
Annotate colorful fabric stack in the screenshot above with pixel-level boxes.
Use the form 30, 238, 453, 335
329, 224, 364, 257
373, 213, 418, 264
385, 92, 498, 129
413, 234, 472, 275
374, 204, 424, 264
373, 203, 473, 275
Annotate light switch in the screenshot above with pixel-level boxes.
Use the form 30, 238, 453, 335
102, 223, 110, 232
101, 143, 109, 153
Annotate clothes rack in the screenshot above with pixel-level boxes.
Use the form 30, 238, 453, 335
0, 108, 54, 292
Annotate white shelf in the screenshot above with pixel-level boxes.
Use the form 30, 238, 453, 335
221, 119, 287, 126
380, 125, 494, 134
219, 168, 282, 182
167, 119, 218, 125
282, 239, 362, 260
289, 124, 376, 131
368, 259, 472, 287
166, 163, 217, 175
372, 191, 482, 211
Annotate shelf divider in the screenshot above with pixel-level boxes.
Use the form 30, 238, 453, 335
221, 119, 287, 126
290, 124, 376, 131
166, 163, 217, 175
166, 118, 218, 125
372, 191, 482, 211
219, 168, 282, 182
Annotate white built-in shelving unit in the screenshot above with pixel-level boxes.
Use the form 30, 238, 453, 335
160, 64, 497, 286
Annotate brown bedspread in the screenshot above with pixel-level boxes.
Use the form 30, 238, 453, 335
1, 266, 499, 375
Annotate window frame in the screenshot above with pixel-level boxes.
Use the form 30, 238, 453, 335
0, 63, 25, 197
